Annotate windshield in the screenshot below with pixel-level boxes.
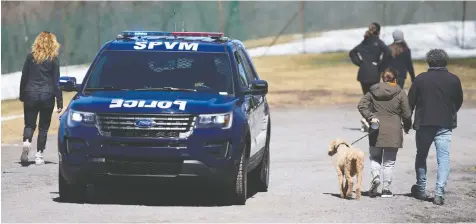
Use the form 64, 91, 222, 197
85, 50, 233, 94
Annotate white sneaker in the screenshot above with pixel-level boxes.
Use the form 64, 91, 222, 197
35, 152, 45, 165
21, 141, 31, 164
369, 175, 381, 197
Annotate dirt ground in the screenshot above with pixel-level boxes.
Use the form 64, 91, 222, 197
2, 106, 476, 223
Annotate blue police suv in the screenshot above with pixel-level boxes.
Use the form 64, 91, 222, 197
57, 31, 271, 205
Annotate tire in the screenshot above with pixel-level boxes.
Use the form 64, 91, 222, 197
250, 147, 270, 192
58, 169, 86, 203
227, 139, 248, 205
250, 120, 271, 192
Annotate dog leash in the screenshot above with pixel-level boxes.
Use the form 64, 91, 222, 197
350, 121, 379, 145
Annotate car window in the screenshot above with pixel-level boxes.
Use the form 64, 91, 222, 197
234, 51, 249, 88
85, 50, 233, 94
238, 49, 257, 82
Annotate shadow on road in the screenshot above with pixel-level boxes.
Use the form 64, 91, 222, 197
324, 191, 434, 202
51, 183, 261, 207
17, 161, 57, 167
342, 127, 363, 132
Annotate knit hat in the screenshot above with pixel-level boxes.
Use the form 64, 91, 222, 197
392, 29, 404, 42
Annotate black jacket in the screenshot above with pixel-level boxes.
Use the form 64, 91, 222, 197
20, 53, 63, 109
387, 49, 416, 81
408, 67, 463, 130
349, 36, 392, 84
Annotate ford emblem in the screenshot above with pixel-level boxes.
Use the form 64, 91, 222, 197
135, 119, 154, 128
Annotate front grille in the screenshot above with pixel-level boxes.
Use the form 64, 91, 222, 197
96, 113, 196, 138
106, 159, 182, 175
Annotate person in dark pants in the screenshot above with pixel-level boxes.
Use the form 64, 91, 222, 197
386, 29, 416, 89
357, 68, 412, 198
349, 22, 392, 131
19, 31, 63, 166
408, 49, 464, 206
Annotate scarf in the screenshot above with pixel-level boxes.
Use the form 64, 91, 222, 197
387, 81, 397, 87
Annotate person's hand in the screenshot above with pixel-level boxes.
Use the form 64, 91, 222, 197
370, 118, 379, 123
57, 108, 63, 113
404, 127, 410, 134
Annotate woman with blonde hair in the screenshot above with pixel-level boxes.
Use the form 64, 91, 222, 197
19, 31, 63, 165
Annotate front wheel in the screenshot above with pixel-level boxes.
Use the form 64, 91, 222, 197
227, 140, 248, 205
250, 147, 269, 192
250, 118, 271, 192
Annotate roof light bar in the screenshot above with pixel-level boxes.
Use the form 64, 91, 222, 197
118, 31, 224, 38
171, 32, 224, 37
120, 31, 172, 37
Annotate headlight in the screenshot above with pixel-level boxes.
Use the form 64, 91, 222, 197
196, 112, 233, 129
67, 110, 96, 127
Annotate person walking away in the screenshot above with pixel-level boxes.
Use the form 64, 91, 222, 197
349, 22, 393, 132
357, 68, 412, 198
19, 31, 63, 166
387, 29, 416, 89
408, 49, 463, 205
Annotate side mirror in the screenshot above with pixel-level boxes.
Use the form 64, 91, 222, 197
59, 76, 80, 92
245, 80, 268, 95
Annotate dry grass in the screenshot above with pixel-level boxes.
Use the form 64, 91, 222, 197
255, 53, 476, 107
2, 53, 476, 144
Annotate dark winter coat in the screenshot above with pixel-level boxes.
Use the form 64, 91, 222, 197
387, 48, 416, 81
408, 67, 463, 130
20, 53, 63, 109
357, 82, 412, 148
349, 36, 392, 84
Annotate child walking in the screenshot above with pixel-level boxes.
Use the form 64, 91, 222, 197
357, 68, 412, 197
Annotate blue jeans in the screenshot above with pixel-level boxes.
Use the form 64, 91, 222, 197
415, 127, 452, 197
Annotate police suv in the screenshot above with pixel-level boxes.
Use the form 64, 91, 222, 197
57, 31, 271, 205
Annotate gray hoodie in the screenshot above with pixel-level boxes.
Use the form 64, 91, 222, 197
357, 82, 412, 148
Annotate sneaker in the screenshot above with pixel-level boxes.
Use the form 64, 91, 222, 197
368, 175, 381, 197
20, 141, 31, 165
35, 152, 45, 165
381, 189, 393, 198
360, 118, 369, 132
433, 195, 444, 205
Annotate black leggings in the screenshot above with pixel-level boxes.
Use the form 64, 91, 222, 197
23, 92, 55, 152
360, 82, 378, 95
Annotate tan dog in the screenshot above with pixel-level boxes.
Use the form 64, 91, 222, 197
328, 139, 365, 200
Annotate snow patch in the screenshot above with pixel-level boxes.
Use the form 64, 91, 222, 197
247, 21, 476, 59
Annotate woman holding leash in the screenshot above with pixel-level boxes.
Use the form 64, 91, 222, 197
357, 68, 412, 198
19, 31, 63, 166
349, 22, 393, 132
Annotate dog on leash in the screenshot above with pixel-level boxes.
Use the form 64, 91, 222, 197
328, 139, 365, 200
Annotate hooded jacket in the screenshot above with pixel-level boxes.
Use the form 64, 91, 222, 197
20, 53, 63, 109
349, 36, 392, 84
357, 82, 412, 148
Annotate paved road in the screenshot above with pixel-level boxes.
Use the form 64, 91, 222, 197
2, 105, 476, 223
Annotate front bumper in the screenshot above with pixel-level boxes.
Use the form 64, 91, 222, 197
58, 124, 244, 186
60, 157, 236, 186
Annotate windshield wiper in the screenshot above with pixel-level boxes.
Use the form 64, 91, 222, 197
133, 87, 197, 92
84, 86, 131, 91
